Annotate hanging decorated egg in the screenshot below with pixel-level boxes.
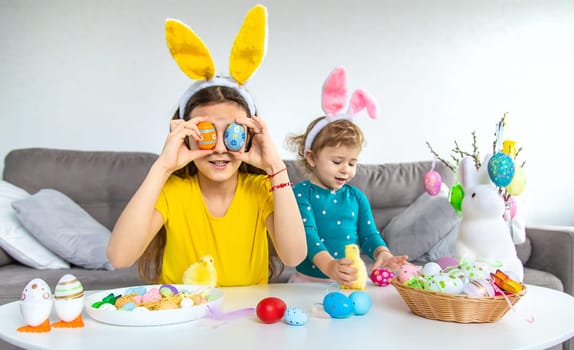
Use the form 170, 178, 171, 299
488, 152, 515, 187
424, 170, 442, 196
504, 196, 518, 220
323, 292, 353, 319
197, 121, 217, 150
506, 165, 526, 196
223, 122, 246, 151
449, 183, 464, 213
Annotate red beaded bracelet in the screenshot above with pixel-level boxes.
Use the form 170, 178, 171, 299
266, 167, 287, 179
269, 181, 293, 192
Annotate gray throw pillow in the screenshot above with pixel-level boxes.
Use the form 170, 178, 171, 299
383, 186, 460, 262
12, 189, 114, 270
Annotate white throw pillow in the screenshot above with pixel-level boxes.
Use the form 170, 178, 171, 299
12, 189, 114, 270
0, 180, 70, 269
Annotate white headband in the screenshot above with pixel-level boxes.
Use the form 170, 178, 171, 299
303, 67, 379, 152
178, 77, 256, 119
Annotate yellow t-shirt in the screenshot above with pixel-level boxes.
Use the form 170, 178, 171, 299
155, 172, 273, 286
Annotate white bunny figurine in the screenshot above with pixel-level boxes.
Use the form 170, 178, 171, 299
455, 156, 524, 282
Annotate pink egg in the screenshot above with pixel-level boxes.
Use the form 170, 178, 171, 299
424, 170, 442, 196
398, 264, 420, 283
436, 256, 459, 270
370, 269, 395, 287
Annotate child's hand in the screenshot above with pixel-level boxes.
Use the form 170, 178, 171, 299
232, 115, 283, 173
157, 118, 212, 173
372, 249, 409, 272
324, 258, 358, 287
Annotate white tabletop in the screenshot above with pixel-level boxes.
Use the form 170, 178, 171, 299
1, 283, 573, 350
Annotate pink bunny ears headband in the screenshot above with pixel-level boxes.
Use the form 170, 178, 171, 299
304, 67, 378, 152
165, 5, 268, 119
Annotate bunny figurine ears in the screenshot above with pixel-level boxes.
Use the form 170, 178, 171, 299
165, 5, 268, 119
304, 66, 379, 151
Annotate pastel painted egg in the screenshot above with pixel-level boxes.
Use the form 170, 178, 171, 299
283, 307, 308, 326
159, 284, 178, 297
20, 278, 53, 327
424, 272, 464, 294
444, 267, 467, 284
223, 122, 246, 151
449, 183, 464, 213
421, 262, 442, 278
436, 256, 459, 270
506, 165, 526, 196
370, 268, 394, 286
463, 279, 495, 297
460, 261, 491, 280
488, 152, 515, 187
349, 291, 372, 316
54, 274, 84, 322
323, 292, 353, 319
197, 121, 217, 150
398, 264, 420, 283
424, 170, 442, 196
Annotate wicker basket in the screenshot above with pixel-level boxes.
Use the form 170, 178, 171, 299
391, 278, 527, 323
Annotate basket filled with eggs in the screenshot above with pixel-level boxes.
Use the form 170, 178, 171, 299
391, 260, 526, 323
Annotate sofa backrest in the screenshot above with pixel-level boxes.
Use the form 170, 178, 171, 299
3, 148, 456, 235
3, 148, 158, 230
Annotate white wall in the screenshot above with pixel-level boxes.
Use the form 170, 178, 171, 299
1, 0, 573, 226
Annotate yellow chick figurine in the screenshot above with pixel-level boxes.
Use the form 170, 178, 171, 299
182, 255, 218, 287
340, 244, 367, 290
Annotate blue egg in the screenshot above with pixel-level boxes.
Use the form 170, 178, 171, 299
488, 152, 515, 187
349, 291, 372, 316
223, 122, 246, 151
323, 292, 353, 319
283, 307, 308, 326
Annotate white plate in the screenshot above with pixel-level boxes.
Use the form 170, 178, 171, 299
84, 284, 224, 326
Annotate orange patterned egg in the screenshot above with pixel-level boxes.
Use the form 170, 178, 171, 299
197, 121, 216, 150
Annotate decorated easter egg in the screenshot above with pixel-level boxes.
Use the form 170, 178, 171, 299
223, 122, 246, 151
398, 264, 420, 283
197, 121, 217, 150
54, 274, 84, 322
436, 256, 459, 270
444, 267, 467, 284
506, 165, 526, 196
488, 152, 515, 187
449, 183, 464, 213
349, 291, 372, 316
424, 170, 442, 196
20, 278, 53, 327
421, 262, 442, 278
504, 196, 518, 220
283, 307, 308, 326
424, 272, 464, 294
256, 297, 287, 323
463, 279, 495, 297
159, 284, 178, 297
460, 261, 491, 281
370, 268, 394, 286
323, 292, 353, 319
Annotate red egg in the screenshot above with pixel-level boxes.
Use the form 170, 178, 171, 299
256, 297, 287, 324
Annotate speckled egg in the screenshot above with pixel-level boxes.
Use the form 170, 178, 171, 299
460, 261, 491, 281
323, 292, 353, 319
398, 264, 420, 283
20, 278, 53, 327
370, 268, 394, 286
283, 307, 308, 326
424, 170, 442, 196
54, 274, 84, 322
197, 121, 217, 150
223, 122, 246, 151
424, 272, 465, 294
421, 262, 442, 278
488, 152, 515, 187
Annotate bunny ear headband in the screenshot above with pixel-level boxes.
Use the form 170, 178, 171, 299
165, 5, 268, 119
304, 66, 379, 152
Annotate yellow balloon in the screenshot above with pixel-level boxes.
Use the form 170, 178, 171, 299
506, 166, 526, 195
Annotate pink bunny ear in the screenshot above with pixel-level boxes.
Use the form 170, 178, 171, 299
348, 89, 378, 119
321, 67, 347, 118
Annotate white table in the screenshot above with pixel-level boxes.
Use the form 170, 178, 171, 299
1, 283, 573, 350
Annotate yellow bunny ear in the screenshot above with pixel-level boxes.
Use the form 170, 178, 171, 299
229, 5, 268, 85
165, 18, 215, 81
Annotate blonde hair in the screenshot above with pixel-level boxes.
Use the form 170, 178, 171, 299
286, 117, 365, 172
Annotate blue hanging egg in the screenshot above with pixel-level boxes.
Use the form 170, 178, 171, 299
323, 292, 353, 319
488, 152, 515, 187
223, 122, 246, 151
349, 291, 372, 316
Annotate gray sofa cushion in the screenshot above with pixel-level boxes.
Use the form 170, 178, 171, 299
0, 247, 14, 267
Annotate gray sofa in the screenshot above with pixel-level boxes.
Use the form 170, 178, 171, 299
0, 147, 572, 298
